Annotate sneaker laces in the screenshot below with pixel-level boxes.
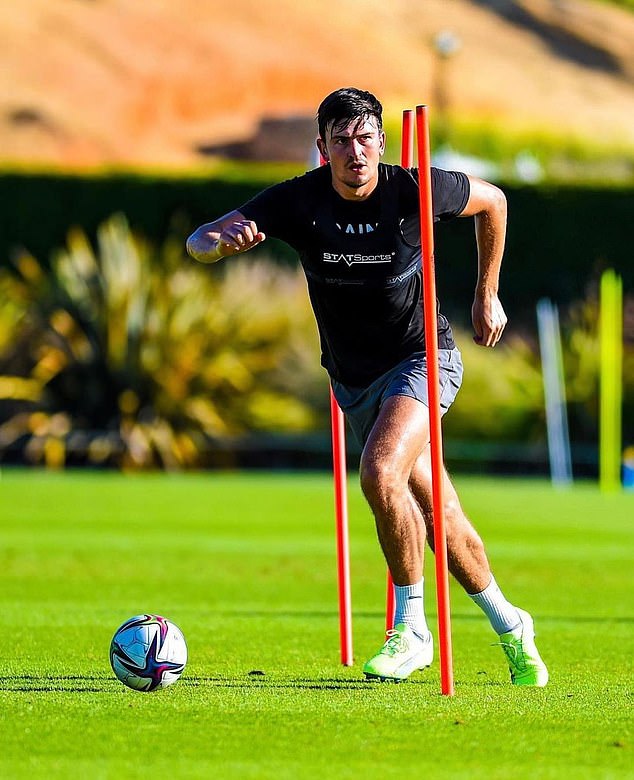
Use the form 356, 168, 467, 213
381, 629, 409, 657
492, 638, 527, 670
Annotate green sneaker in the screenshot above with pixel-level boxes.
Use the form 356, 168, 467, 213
363, 623, 433, 682
497, 608, 549, 687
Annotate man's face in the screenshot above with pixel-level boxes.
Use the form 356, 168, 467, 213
317, 116, 385, 200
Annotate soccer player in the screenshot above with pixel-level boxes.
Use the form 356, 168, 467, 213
187, 87, 548, 686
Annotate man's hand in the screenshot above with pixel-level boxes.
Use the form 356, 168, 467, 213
216, 220, 266, 256
471, 289, 507, 347
186, 212, 265, 263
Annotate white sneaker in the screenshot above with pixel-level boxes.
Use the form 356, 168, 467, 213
363, 623, 433, 682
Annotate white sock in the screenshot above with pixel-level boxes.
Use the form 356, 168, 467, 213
394, 579, 430, 639
468, 574, 521, 635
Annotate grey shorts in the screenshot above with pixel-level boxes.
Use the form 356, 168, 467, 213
331, 348, 463, 447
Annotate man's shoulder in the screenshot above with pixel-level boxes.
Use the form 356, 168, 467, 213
378, 163, 418, 193
377, 163, 418, 216
376, 163, 469, 220
276, 164, 331, 194
240, 165, 328, 222
379, 162, 465, 187
379, 162, 415, 181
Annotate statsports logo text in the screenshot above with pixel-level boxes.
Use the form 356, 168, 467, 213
322, 252, 393, 267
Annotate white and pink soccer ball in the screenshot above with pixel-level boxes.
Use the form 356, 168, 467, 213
109, 614, 187, 692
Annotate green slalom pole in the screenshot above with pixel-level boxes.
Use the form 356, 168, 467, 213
599, 268, 623, 493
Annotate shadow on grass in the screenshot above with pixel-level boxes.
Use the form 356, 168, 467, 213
180, 676, 513, 692
0, 674, 118, 693
180, 675, 439, 691
1, 673, 510, 694
235, 611, 634, 625
0, 673, 431, 693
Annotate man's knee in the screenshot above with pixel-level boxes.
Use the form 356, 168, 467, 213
359, 454, 404, 507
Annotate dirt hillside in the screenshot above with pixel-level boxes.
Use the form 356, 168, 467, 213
1, 0, 634, 168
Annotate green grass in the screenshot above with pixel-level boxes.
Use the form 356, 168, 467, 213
0, 470, 632, 779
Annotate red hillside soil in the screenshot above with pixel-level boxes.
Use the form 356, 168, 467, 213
1, 0, 634, 169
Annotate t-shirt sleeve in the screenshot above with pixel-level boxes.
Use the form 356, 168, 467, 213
430, 167, 470, 220
238, 179, 299, 244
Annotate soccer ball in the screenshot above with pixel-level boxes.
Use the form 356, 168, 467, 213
109, 614, 187, 692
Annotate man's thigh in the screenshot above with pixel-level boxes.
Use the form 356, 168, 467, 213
361, 395, 431, 480
332, 348, 463, 447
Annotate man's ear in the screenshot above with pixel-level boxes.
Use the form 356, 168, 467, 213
379, 130, 386, 156
316, 137, 328, 162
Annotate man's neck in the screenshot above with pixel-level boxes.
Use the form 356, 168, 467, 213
330, 173, 380, 202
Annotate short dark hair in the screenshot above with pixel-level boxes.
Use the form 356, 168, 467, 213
317, 87, 383, 140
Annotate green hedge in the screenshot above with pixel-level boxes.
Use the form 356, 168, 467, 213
435, 183, 634, 327
0, 170, 270, 265
1, 170, 632, 326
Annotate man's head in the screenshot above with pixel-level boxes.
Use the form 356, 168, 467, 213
316, 88, 385, 200
317, 87, 383, 141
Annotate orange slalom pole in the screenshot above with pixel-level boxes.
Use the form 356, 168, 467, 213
385, 108, 415, 634
321, 151, 353, 667
401, 108, 415, 168
330, 388, 353, 666
415, 104, 454, 696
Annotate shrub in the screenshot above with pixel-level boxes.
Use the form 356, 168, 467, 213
1, 215, 630, 471
0, 215, 326, 469
443, 330, 545, 442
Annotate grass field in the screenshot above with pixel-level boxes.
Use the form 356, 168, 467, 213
0, 469, 632, 779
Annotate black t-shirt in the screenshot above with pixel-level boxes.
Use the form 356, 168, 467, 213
240, 163, 469, 387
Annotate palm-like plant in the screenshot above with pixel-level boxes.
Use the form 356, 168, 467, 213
0, 215, 326, 469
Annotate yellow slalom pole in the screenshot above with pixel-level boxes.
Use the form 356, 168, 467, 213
599, 269, 623, 493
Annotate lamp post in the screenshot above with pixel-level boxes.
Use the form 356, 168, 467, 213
432, 30, 461, 147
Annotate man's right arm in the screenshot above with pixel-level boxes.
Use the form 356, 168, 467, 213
186, 210, 266, 264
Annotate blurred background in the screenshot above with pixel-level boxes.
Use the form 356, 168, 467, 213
0, 0, 632, 476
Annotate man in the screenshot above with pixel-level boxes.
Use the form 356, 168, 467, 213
187, 87, 548, 686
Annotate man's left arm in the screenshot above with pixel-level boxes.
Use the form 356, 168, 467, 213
460, 176, 508, 348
